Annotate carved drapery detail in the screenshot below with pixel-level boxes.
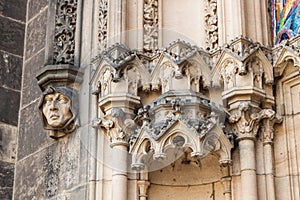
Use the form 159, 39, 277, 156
54, 0, 77, 65
98, 0, 108, 51
205, 0, 218, 50
143, 0, 158, 54
229, 102, 277, 139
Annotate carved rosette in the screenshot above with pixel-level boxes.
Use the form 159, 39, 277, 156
98, 0, 108, 51
204, 0, 218, 50
54, 0, 78, 65
143, 0, 158, 54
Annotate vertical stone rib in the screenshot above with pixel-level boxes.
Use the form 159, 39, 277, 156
262, 115, 282, 200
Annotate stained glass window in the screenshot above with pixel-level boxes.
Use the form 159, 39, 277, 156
271, 0, 300, 44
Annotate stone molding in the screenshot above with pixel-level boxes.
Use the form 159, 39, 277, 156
36, 64, 83, 91
273, 36, 300, 77
53, 0, 78, 65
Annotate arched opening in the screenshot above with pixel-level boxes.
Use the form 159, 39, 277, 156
147, 149, 223, 200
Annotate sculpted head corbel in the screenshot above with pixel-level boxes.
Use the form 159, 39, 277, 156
38, 86, 79, 139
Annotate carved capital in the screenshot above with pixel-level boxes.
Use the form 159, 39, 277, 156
229, 102, 277, 140
95, 108, 136, 147
262, 112, 282, 144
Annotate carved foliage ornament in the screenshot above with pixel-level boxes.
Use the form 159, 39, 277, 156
143, 0, 158, 54
205, 0, 218, 50
98, 0, 108, 50
95, 108, 136, 146
229, 102, 278, 139
54, 0, 78, 65
39, 86, 79, 139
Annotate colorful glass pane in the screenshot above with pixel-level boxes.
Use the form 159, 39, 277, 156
271, 0, 300, 44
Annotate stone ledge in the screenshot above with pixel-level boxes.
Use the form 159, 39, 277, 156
36, 64, 84, 91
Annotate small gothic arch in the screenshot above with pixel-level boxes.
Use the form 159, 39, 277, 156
274, 47, 300, 78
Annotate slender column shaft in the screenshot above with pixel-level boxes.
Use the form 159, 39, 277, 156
239, 138, 258, 200
222, 178, 232, 200
264, 142, 276, 200
220, 163, 232, 200
112, 145, 128, 200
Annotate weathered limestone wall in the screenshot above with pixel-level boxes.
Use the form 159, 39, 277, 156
8, 1, 300, 200
13, 0, 89, 199
0, 0, 27, 199
274, 60, 300, 200
147, 154, 223, 200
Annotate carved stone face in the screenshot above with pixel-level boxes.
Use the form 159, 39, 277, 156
42, 92, 72, 127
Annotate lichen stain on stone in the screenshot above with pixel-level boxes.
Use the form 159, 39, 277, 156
43, 149, 61, 198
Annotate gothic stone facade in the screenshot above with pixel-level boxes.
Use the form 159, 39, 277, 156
1, 0, 300, 200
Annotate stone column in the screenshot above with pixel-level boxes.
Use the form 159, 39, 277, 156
238, 137, 257, 200
220, 162, 232, 200
96, 108, 136, 200
262, 114, 282, 200
229, 102, 275, 200
108, 0, 126, 45
111, 143, 129, 200
137, 172, 150, 200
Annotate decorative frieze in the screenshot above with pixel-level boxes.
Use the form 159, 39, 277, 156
53, 0, 78, 65
98, 0, 108, 51
204, 0, 218, 50
143, 0, 158, 54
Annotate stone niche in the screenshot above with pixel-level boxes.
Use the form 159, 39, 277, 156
148, 153, 223, 200
91, 39, 234, 200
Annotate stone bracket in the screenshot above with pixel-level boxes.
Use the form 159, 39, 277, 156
36, 64, 84, 91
